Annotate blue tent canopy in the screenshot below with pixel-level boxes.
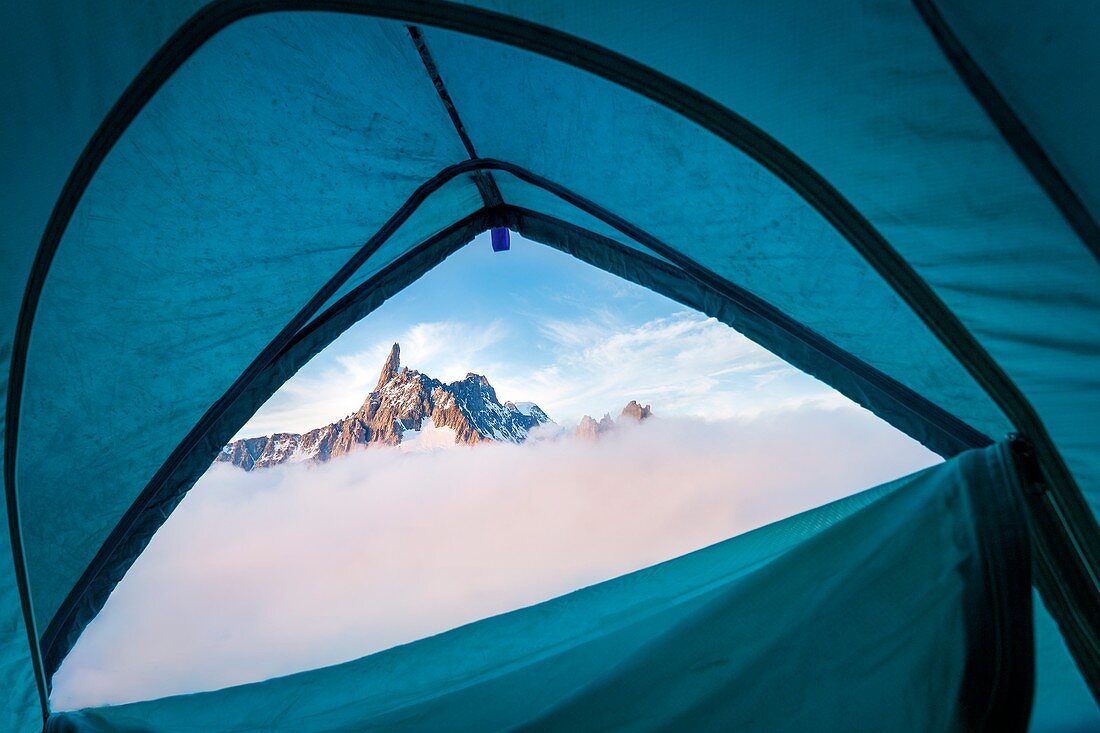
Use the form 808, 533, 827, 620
1, 2, 1098, 730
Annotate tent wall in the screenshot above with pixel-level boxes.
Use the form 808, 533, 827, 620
18, 12, 485, 633
1, 1, 1098, 728
2, 4, 210, 726
449, 0, 1100, 511
1031, 591, 1100, 731
930, 0, 1100, 247
15, 10, 1021, 674
0, 490, 42, 731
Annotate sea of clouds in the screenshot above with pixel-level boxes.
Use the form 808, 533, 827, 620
52, 406, 937, 710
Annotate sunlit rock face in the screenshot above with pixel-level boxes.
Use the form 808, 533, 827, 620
620, 400, 653, 423
573, 401, 654, 440
218, 343, 550, 470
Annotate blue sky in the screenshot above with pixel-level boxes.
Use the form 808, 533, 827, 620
238, 230, 848, 437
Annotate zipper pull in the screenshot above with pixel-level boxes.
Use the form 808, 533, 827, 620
1009, 434, 1046, 496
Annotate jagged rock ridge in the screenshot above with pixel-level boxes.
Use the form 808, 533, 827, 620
220, 343, 551, 470
574, 400, 654, 440
620, 400, 653, 422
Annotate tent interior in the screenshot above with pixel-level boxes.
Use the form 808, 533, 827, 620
2, 2, 1099, 731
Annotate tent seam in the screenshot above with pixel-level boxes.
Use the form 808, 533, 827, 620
957, 440, 1034, 729
912, 0, 1100, 263
406, 24, 503, 209
38, 188, 498, 682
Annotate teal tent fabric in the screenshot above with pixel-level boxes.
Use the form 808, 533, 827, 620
453, 0, 1100, 512
932, 0, 1100, 231
48, 442, 1030, 732
0, 1, 1097, 729
0, 491, 41, 732
19, 14, 483, 629
1031, 592, 1100, 732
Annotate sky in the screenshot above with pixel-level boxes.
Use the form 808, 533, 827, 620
233, 232, 847, 438
52, 231, 940, 710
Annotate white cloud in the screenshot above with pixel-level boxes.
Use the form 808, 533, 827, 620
396, 319, 511, 382
53, 407, 938, 710
493, 311, 830, 424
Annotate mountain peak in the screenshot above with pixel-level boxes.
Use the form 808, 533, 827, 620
574, 400, 652, 440
376, 342, 401, 390
221, 345, 551, 470
621, 400, 653, 422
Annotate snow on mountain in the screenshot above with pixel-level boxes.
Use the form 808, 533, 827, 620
219, 343, 552, 470
398, 420, 459, 453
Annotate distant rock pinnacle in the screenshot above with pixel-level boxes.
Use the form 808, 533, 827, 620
574, 401, 654, 440
620, 400, 653, 422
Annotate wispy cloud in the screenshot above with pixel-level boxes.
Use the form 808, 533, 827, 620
492, 311, 831, 424
395, 319, 511, 382
53, 407, 937, 710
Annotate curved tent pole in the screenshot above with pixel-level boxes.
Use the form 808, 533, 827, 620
319, 201, 994, 457
28, 161, 499, 681
6, 0, 1099, 703
910, 0, 1100, 688
912, 0, 1100, 263
36, 160, 993, 682
406, 24, 503, 209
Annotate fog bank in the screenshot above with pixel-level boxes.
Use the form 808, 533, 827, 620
53, 406, 937, 709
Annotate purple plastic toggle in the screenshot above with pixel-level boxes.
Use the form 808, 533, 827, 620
491, 227, 510, 252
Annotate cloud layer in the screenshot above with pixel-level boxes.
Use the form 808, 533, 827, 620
53, 407, 937, 710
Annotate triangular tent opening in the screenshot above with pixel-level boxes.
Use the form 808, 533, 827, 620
51, 234, 944, 708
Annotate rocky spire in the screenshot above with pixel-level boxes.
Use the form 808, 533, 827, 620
574, 415, 602, 441
219, 343, 553, 469
620, 400, 653, 422
574, 400, 652, 441
375, 342, 401, 390
574, 412, 616, 440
